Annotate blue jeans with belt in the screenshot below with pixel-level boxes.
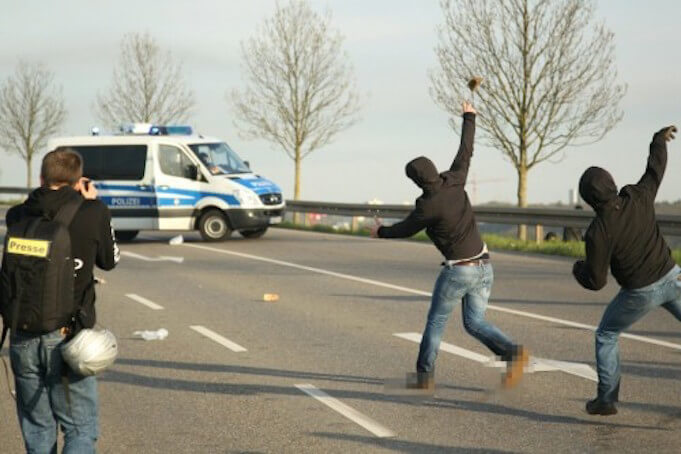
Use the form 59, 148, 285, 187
417, 262, 516, 373
595, 265, 681, 403
10, 329, 98, 454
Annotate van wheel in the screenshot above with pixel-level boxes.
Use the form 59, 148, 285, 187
116, 230, 139, 242
199, 210, 231, 241
240, 227, 268, 239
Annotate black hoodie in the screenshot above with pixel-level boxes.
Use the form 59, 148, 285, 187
573, 129, 675, 290
378, 113, 484, 260
5, 186, 119, 328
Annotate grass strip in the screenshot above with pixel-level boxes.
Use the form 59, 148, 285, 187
275, 222, 681, 264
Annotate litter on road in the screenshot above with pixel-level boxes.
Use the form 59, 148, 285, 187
263, 293, 279, 302
133, 329, 169, 341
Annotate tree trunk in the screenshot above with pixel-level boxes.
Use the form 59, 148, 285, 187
517, 165, 528, 240
26, 155, 32, 189
294, 153, 301, 200
293, 146, 302, 224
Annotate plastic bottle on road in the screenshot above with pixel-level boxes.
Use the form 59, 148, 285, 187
133, 329, 168, 341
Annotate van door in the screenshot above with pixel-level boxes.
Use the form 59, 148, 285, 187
75, 144, 156, 231
155, 143, 202, 230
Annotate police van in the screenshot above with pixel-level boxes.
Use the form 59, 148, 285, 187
48, 124, 284, 241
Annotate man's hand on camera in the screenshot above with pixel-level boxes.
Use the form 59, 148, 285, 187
79, 178, 98, 200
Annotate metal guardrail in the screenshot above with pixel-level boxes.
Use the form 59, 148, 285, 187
2, 186, 679, 236
285, 200, 681, 237
0, 186, 30, 195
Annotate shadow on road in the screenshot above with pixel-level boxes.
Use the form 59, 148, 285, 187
101, 360, 662, 431
426, 398, 665, 431
112, 358, 484, 393
311, 432, 515, 454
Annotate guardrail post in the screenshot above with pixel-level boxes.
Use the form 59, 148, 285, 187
351, 216, 359, 232
535, 224, 544, 244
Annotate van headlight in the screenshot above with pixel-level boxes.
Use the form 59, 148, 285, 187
234, 189, 260, 206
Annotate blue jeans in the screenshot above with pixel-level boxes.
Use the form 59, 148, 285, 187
596, 265, 681, 403
417, 262, 515, 373
10, 329, 99, 454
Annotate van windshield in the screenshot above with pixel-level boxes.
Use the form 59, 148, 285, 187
188, 142, 251, 175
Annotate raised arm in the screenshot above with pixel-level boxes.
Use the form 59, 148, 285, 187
448, 102, 477, 183
635, 126, 676, 199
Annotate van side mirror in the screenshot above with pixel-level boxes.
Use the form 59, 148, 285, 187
186, 164, 198, 180
244, 160, 251, 169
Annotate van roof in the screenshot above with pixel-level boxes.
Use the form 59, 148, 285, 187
48, 135, 224, 147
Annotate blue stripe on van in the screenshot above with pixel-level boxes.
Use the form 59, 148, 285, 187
96, 183, 240, 206
231, 177, 281, 195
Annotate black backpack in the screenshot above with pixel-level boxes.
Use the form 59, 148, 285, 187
0, 195, 83, 346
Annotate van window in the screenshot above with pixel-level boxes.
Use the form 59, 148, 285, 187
74, 145, 147, 180
188, 142, 250, 175
159, 145, 196, 179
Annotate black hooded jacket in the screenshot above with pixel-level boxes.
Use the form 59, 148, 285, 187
573, 130, 675, 290
378, 113, 484, 260
5, 186, 119, 328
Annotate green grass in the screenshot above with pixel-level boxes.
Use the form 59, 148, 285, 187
482, 234, 585, 258
276, 221, 681, 263
0, 197, 27, 207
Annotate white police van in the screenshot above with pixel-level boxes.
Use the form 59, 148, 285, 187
48, 124, 284, 241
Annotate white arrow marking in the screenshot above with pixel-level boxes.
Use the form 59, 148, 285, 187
393, 332, 597, 382
121, 250, 184, 263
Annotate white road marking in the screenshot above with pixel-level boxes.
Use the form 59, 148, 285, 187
183, 243, 681, 352
126, 293, 165, 310
394, 332, 598, 382
121, 250, 184, 263
295, 384, 395, 438
189, 325, 247, 352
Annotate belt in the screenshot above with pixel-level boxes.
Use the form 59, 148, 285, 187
442, 254, 491, 267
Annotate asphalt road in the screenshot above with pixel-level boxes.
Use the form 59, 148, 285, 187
1, 222, 681, 453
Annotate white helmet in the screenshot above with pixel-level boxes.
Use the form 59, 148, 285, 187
61, 329, 118, 376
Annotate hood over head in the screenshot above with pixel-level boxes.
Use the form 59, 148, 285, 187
405, 157, 440, 191
579, 166, 619, 211
23, 186, 81, 219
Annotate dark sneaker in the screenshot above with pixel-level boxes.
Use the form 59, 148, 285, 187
586, 398, 618, 415
502, 346, 529, 389
405, 372, 434, 391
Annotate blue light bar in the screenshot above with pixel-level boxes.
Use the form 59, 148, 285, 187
149, 125, 193, 135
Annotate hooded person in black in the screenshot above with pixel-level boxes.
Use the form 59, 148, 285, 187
574, 126, 678, 416
372, 102, 528, 389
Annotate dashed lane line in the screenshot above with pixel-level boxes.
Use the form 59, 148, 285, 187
189, 325, 247, 352
295, 384, 396, 438
182, 243, 681, 352
126, 293, 165, 310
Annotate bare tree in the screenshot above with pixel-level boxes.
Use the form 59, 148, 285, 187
231, 0, 361, 200
0, 62, 67, 188
430, 0, 626, 238
96, 32, 195, 126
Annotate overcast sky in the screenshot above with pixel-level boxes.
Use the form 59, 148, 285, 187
0, 0, 679, 205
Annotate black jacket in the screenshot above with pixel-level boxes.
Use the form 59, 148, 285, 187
5, 186, 119, 328
573, 129, 675, 291
378, 113, 484, 260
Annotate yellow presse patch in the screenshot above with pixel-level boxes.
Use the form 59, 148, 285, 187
6, 237, 51, 258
